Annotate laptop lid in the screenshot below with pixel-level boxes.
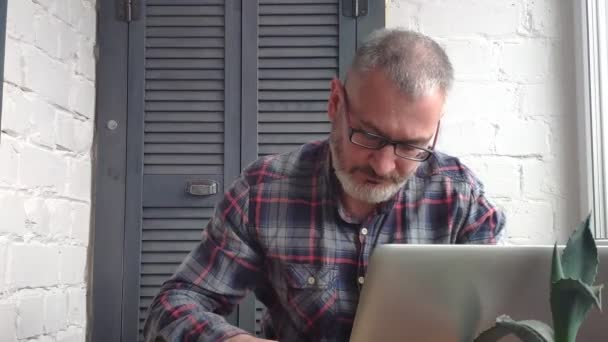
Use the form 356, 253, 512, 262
350, 245, 608, 342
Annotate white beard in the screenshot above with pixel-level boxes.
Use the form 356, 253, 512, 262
329, 135, 406, 204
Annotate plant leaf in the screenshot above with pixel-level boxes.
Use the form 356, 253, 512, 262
561, 215, 598, 285
474, 315, 554, 342
551, 243, 564, 283
551, 278, 603, 341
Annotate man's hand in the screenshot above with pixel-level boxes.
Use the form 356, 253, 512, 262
225, 334, 277, 342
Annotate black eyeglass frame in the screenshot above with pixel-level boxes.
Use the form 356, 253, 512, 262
341, 85, 440, 162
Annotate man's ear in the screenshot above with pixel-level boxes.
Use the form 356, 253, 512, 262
327, 78, 342, 123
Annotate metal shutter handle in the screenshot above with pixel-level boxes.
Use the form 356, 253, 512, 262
186, 180, 218, 196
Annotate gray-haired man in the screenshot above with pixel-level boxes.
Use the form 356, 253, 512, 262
144, 28, 505, 342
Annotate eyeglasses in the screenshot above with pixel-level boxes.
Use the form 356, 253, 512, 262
341, 86, 439, 162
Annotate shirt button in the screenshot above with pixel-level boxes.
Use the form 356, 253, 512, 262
358, 276, 365, 285
307, 276, 316, 285
361, 227, 368, 236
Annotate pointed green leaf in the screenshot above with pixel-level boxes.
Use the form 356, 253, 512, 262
551, 278, 603, 342
474, 315, 554, 342
551, 243, 564, 283
561, 215, 598, 285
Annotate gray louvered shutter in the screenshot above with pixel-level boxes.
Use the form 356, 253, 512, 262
136, 1, 241, 340
257, 0, 337, 156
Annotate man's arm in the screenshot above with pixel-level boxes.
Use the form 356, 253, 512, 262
143, 178, 264, 342
457, 189, 506, 244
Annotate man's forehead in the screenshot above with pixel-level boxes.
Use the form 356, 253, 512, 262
344, 72, 443, 143
346, 70, 422, 108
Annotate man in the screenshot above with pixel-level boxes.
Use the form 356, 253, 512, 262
144, 28, 505, 342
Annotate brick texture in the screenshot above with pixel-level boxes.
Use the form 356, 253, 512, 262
0, 0, 96, 341
388, 0, 579, 244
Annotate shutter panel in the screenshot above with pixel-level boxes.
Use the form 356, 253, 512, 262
137, 1, 239, 340
257, 0, 338, 156
144, 2, 225, 176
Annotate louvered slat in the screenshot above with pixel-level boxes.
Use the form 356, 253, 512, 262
143, 207, 215, 218
146, 112, 223, 122
147, 37, 224, 48
144, 165, 223, 174
147, 26, 224, 38
146, 59, 225, 69
259, 69, 335, 79
147, 16, 224, 27
259, 58, 337, 69
147, 5, 224, 16
259, 25, 338, 36
145, 143, 223, 154
145, 132, 223, 143
145, 122, 224, 131
259, 15, 336, 26
260, 0, 337, 4
146, 80, 224, 91
258, 102, 327, 112
145, 101, 223, 112
259, 122, 330, 133
259, 112, 328, 122
259, 47, 336, 58
146, 69, 224, 80
147, 0, 224, 4
147, 48, 224, 58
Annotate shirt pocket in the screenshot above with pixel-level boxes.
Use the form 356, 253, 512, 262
283, 264, 339, 333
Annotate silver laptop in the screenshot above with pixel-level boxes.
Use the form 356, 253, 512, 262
350, 245, 608, 341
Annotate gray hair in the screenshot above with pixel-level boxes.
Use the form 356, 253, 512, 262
349, 28, 454, 97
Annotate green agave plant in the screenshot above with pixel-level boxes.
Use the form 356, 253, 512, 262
475, 215, 604, 342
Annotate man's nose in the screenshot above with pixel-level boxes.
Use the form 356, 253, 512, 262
369, 144, 397, 177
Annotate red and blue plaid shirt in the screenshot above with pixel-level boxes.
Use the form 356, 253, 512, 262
144, 140, 505, 342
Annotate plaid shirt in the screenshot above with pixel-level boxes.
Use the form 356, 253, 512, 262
144, 140, 505, 342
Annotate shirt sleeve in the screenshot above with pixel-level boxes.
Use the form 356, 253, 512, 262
457, 189, 506, 244
143, 177, 263, 342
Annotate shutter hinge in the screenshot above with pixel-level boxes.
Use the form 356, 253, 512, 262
343, 0, 368, 18
117, 0, 140, 22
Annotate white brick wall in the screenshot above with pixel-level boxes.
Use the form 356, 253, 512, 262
387, 0, 579, 243
0, 0, 96, 341
0, 0, 580, 339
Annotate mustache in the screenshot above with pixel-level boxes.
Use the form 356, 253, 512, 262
349, 166, 403, 184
